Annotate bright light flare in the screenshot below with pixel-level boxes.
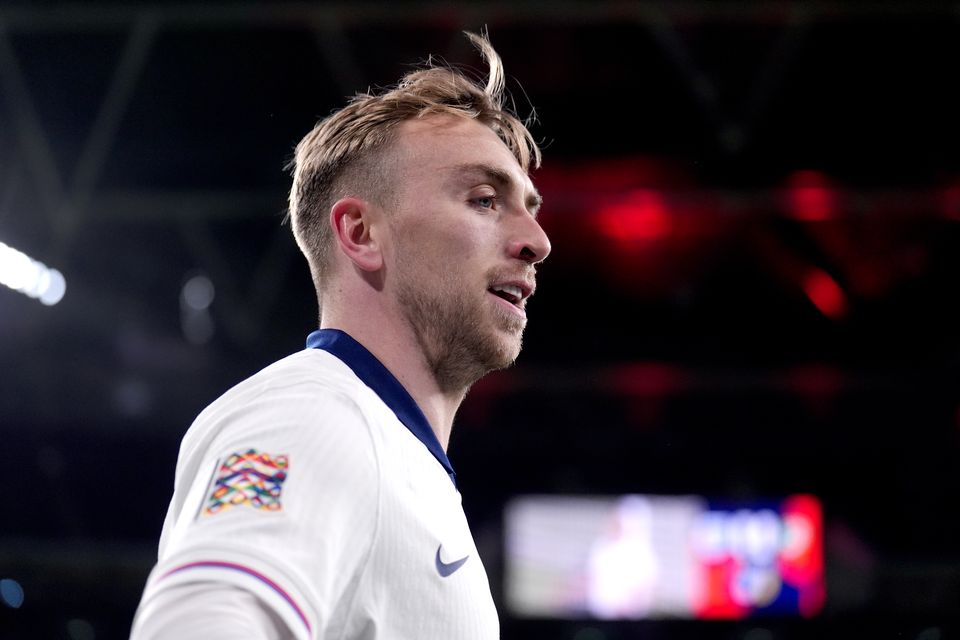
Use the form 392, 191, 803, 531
801, 268, 847, 319
598, 190, 671, 242
0, 578, 24, 609
785, 171, 837, 221
0, 241, 66, 305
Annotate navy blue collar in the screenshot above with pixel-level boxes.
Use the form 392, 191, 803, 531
306, 329, 456, 487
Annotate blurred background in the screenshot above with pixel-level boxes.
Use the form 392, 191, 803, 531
1, 1, 959, 638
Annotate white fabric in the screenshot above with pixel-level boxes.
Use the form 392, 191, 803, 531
131, 583, 291, 639
131, 349, 499, 639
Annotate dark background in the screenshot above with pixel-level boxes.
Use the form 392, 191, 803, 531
1, 2, 959, 639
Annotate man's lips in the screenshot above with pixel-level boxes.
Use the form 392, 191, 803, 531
488, 279, 534, 305
487, 290, 527, 319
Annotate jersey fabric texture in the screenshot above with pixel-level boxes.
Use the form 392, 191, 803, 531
132, 329, 499, 639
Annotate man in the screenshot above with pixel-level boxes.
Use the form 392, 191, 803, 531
130, 32, 550, 639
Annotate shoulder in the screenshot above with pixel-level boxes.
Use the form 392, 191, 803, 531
190, 349, 369, 439
174, 349, 383, 488
210, 348, 365, 411
161, 348, 385, 539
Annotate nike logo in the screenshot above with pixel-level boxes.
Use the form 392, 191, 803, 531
435, 545, 469, 577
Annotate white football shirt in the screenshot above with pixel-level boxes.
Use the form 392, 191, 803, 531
131, 329, 499, 639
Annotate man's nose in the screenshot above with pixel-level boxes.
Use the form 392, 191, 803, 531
508, 215, 551, 264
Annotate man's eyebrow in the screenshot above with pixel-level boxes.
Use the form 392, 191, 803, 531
453, 162, 543, 217
527, 191, 543, 217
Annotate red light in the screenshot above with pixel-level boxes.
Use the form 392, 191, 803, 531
598, 190, 670, 242
607, 363, 685, 396
801, 268, 848, 319
943, 185, 960, 220
786, 171, 837, 221
785, 364, 844, 397
780, 495, 826, 618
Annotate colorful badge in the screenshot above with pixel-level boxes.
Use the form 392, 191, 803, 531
203, 449, 289, 517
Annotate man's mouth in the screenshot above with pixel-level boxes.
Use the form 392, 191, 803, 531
487, 280, 534, 320
488, 284, 523, 305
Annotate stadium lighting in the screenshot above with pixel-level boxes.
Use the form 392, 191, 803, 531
801, 267, 847, 320
0, 241, 66, 305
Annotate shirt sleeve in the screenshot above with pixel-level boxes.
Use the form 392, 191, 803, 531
132, 380, 381, 639
130, 582, 293, 640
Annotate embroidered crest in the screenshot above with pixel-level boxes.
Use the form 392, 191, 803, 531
203, 449, 289, 517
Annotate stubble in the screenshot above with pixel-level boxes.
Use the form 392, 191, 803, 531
395, 259, 523, 394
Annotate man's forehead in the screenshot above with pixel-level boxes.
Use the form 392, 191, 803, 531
395, 116, 535, 191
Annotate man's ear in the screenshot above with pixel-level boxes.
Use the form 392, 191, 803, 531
330, 197, 384, 272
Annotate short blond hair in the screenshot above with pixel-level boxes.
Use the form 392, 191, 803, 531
287, 32, 540, 296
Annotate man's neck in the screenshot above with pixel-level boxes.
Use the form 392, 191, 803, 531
320, 314, 465, 451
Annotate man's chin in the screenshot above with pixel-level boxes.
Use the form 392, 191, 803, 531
488, 328, 523, 370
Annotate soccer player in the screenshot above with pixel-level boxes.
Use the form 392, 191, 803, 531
130, 31, 550, 639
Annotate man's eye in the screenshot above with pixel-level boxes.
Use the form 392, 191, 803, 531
474, 196, 496, 209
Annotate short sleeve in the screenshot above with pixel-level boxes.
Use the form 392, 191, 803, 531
135, 380, 381, 640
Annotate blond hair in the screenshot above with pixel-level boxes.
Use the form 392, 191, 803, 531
287, 32, 540, 296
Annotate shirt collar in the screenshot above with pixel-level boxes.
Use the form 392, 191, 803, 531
306, 328, 456, 487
